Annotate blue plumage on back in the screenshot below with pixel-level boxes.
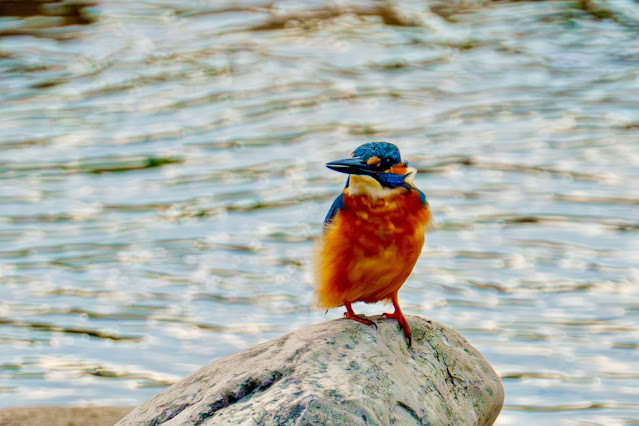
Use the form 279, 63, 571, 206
415, 188, 427, 205
324, 193, 344, 227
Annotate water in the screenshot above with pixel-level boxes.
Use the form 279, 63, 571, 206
1, 0, 638, 423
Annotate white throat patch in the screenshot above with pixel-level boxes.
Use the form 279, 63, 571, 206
344, 167, 417, 200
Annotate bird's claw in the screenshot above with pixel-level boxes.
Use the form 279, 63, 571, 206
344, 312, 378, 329
383, 311, 412, 347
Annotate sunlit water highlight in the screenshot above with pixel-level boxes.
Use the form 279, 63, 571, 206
0, 0, 638, 424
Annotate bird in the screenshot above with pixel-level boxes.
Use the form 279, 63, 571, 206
314, 141, 432, 347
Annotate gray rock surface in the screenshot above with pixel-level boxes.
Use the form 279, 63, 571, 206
117, 316, 504, 425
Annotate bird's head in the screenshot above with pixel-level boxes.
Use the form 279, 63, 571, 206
326, 142, 416, 193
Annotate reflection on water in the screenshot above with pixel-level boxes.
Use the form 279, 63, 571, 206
0, 0, 638, 423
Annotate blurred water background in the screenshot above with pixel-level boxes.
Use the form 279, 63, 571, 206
0, 0, 638, 424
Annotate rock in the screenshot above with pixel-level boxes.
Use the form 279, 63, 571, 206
117, 316, 504, 425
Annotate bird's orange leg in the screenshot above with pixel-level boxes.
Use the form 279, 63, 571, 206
383, 294, 412, 347
343, 301, 377, 329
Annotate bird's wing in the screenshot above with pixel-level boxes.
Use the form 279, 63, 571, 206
413, 187, 435, 232
415, 188, 428, 206
323, 193, 344, 228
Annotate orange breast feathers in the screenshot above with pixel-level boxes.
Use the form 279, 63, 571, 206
314, 188, 431, 309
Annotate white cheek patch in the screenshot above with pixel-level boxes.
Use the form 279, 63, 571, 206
403, 167, 417, 185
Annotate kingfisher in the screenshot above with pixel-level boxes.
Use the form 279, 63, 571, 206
314, 142, 432, 347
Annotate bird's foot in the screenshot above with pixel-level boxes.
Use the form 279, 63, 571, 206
382, 311, 412, 347
344, 312, 378, 329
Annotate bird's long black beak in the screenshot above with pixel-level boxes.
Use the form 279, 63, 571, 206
325, 158, 377, 176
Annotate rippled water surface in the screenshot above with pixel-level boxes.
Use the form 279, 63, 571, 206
1, 0, 638, 423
